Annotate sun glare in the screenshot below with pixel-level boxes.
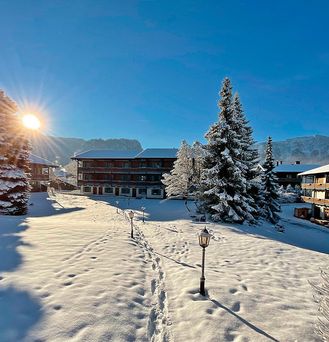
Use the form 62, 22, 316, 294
22, 114, 41, 130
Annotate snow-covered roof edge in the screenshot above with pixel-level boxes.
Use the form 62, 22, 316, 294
298, 164, 329, 176
71, 148, 178, 160
274, 164, 320, 173
29, 154, 59, 167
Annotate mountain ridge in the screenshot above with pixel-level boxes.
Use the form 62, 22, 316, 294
256, 134, 329, 165
31, 135, 143, 166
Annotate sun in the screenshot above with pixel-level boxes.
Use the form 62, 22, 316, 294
22, 114, 41, 130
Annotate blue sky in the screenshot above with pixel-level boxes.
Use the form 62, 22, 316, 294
0, 0, 328, 148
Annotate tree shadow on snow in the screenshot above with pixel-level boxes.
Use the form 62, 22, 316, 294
0, 218, 31, 273
221, 218, 329, 255
88, 196, 194, 222
27, 192, 84, 217
0, 286, 43, 342
0, 213, 43, 340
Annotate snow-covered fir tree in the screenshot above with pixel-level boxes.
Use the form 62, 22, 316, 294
0, 90, 31, 215
162, 140, 193, 199
190, 141, 206, 198
232, 93, 261, 219
261, 136, 280, 223
201, 78, 256, 223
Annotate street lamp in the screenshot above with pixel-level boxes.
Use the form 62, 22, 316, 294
141, 206, 146, 223
198, 227, 211, 296
115, 200, 119, 213
128, 210, 134, 238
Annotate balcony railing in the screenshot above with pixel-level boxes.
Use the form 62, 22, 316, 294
78, 180, 162, 185
301, 183, 329, 190
78, 167, 169, 174
301, 196, 329, 206
30, 175, 49, 181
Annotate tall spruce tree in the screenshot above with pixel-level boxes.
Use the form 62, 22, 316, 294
162, 140, 193, 199
261, 136, 280, 223
201, 78, 256, 223
190, 141, 206, 199
232, 93, 261, 219
0, 90, 31, 215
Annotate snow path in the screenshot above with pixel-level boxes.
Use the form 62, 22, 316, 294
0, 193, 165, 341
1, 194, 329, 341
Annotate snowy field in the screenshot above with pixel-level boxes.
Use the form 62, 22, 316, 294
0, 193, 328, 342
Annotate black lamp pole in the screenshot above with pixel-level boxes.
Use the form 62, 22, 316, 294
128, 211, 134, 238
141, 207, 145, 223
130, 217, 133, 238
198, 227, 210, 296
200, 246, 206, 296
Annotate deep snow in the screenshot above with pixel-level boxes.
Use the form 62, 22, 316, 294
0, 193, 328, 341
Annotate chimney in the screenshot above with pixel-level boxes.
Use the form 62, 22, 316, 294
295, 161, 300, 165
276, 161, 279, 166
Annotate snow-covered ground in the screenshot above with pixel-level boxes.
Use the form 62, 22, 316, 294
0, 193, 328, 342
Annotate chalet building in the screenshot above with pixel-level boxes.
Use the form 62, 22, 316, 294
72, 148, 178, 199
299, 164, 329, 221
274, 161, 320, 188
29, 154, 58, 192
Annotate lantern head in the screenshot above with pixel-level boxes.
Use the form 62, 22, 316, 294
199, 227, 211, 248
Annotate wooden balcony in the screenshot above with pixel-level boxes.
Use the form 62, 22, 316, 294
30, 174, 49, 181
78, 180, 162, 186
78, 167, 168, 174
301, 183, 329, 190
301, 196, 329, 206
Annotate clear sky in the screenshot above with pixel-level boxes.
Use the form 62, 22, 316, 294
0, 0, 328, 148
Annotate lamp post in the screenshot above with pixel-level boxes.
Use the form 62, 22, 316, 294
116, 200, 119, 213
128, 210, 134, 238
141, 206, 146, 223
198, 227, 211, 296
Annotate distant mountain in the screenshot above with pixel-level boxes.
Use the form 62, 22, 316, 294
257, 135, 329, 165
30, 134, 329, 167
30, 135, 143, 166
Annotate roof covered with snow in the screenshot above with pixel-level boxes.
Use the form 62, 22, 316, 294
29, 154, 58, 167
135, 148, 178, 159
298, 164, 329, 176
72, 148, 178, 160
274, 164, 320, 173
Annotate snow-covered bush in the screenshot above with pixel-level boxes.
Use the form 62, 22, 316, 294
278, 184, 301, 203
312, 269, 329, 341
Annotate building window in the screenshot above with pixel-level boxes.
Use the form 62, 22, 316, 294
138, 188, 147, 195
83, 161, 93, 167
120, 175, 130, 181
105, 162, 113, 168
121, 188, 130, 195
150, 161, 161, 168
42, 167, 49, 175
140, 162, 147, 168
84, 174, 93, 180
123, 162, 130, 168
78, 173, 82, 180
137, 175, 147, 181
101, 174, 111, 180
83, 186, 92, 192
151, 189, 162, 196
104, 187, 113, 194
148, 174, 161, 182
